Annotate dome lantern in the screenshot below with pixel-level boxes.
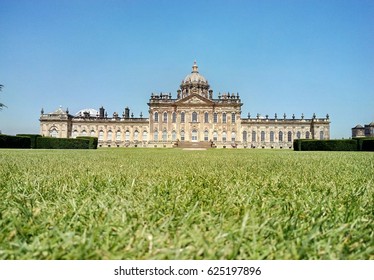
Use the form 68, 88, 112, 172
179, 61, 210, 99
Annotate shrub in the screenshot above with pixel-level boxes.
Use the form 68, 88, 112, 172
0, 134, 31, 148
361, 139, 374, 151
76, 136, 98, 149
36, 137, 90, 149
295, 139, 357, 151
354, 137, 374, 151
16, 134, 42, 149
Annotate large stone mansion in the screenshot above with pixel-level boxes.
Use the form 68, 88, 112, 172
39, 62, 330, 148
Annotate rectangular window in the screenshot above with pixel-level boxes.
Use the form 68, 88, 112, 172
181, 112, 185, 123
192, 112, 197, 122
231, 132, 236, 142
270, 131, 274, 142
213, 113, 217, 123
204, 112, 209, 123
213, 132, 218, 141
172, 112, 176, 123
222, 132, 227, 142
204, 131, 209, 141
252, 131, 256, 142
222, 113, 226, 123
231, 113, 235, 123
243, 131, 247, 142
162, 131, 167, 141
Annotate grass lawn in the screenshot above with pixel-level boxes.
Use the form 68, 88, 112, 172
0, 148, 373, 259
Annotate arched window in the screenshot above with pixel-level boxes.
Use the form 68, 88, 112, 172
213, 131, 218, 141
154, 130, 159, 141
279, 131, 283, 142
261, 131, 265, 142
204, 130, 209, 141
204, 112, 209, 123
50, 128, 58, 138
213, 113, 218, 123
142, 131, 148, 141
172, 130, 177, 141
231, 113, 236, 123
125, 130, 130, 141
81, 130, 87, 136
90, 130, 95, 137
296, 131, 301, 139
134, 130, 139, 141
163, 112, 167, 123
116, 131, 121, 141
231, 132, 236, 142
172, 112, 176, 123
154, 112, 158, 122
306, 131, 310, 139
242, 131, 247, 142
107, 130, 113, 141
222, 131, 227, 142
270, 131, 274, 142
192, 112, 197, 122
181, 112, 185, 123
320, 131, 324, 140
192, 129, 198, 141
72, 130, 78, 138
222, 113, 227, 123
162, 130, 167, 141
288, 131, 292, 142
180, 130, 185, 141
98, 130, 104, 141
252, 131, 256, 142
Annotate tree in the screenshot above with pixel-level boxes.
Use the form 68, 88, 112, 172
0, 84, 6, 110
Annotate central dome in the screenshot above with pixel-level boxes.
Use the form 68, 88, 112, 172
75, 108, 99, 117
182, 61, 208, 84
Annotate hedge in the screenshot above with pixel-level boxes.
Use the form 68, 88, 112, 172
16, 134, 42, 149
76, 136, 98, 149
36, 137, 90, 149
294, 138, 373, 151
0, 134, 31, 148
354, 137, 374, 151
361, 139, 374, 151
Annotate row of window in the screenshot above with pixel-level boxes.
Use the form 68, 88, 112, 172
51, 128, 324, 142
154, 111, 236, 124
69, 129, 149, 141
243, 130, 324, 142
152, 130, 324, 142
152, 130, 236, 142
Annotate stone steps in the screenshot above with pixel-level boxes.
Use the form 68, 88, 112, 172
175, 141, 213, 149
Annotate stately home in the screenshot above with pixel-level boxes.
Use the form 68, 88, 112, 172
352, 122, 374, 138
40, 62, 330, 148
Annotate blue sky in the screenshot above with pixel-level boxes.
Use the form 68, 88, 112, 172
0, 0, 373, 138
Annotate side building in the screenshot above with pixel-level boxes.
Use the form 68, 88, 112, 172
352, 122, 374, 138
40, 62, 330, 148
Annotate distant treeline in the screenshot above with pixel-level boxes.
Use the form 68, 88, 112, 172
293, 138, 374, 151
0, 134, 98, 149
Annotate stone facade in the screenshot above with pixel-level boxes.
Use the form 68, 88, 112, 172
352, 122, 374, 138
40, 62, 330, 148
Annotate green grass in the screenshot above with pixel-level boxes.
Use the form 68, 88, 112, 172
0, 148, 373, 259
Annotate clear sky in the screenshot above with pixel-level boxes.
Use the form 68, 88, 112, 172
1, 0, 373, 138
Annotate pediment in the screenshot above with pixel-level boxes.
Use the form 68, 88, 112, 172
175, 94, 214, 106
